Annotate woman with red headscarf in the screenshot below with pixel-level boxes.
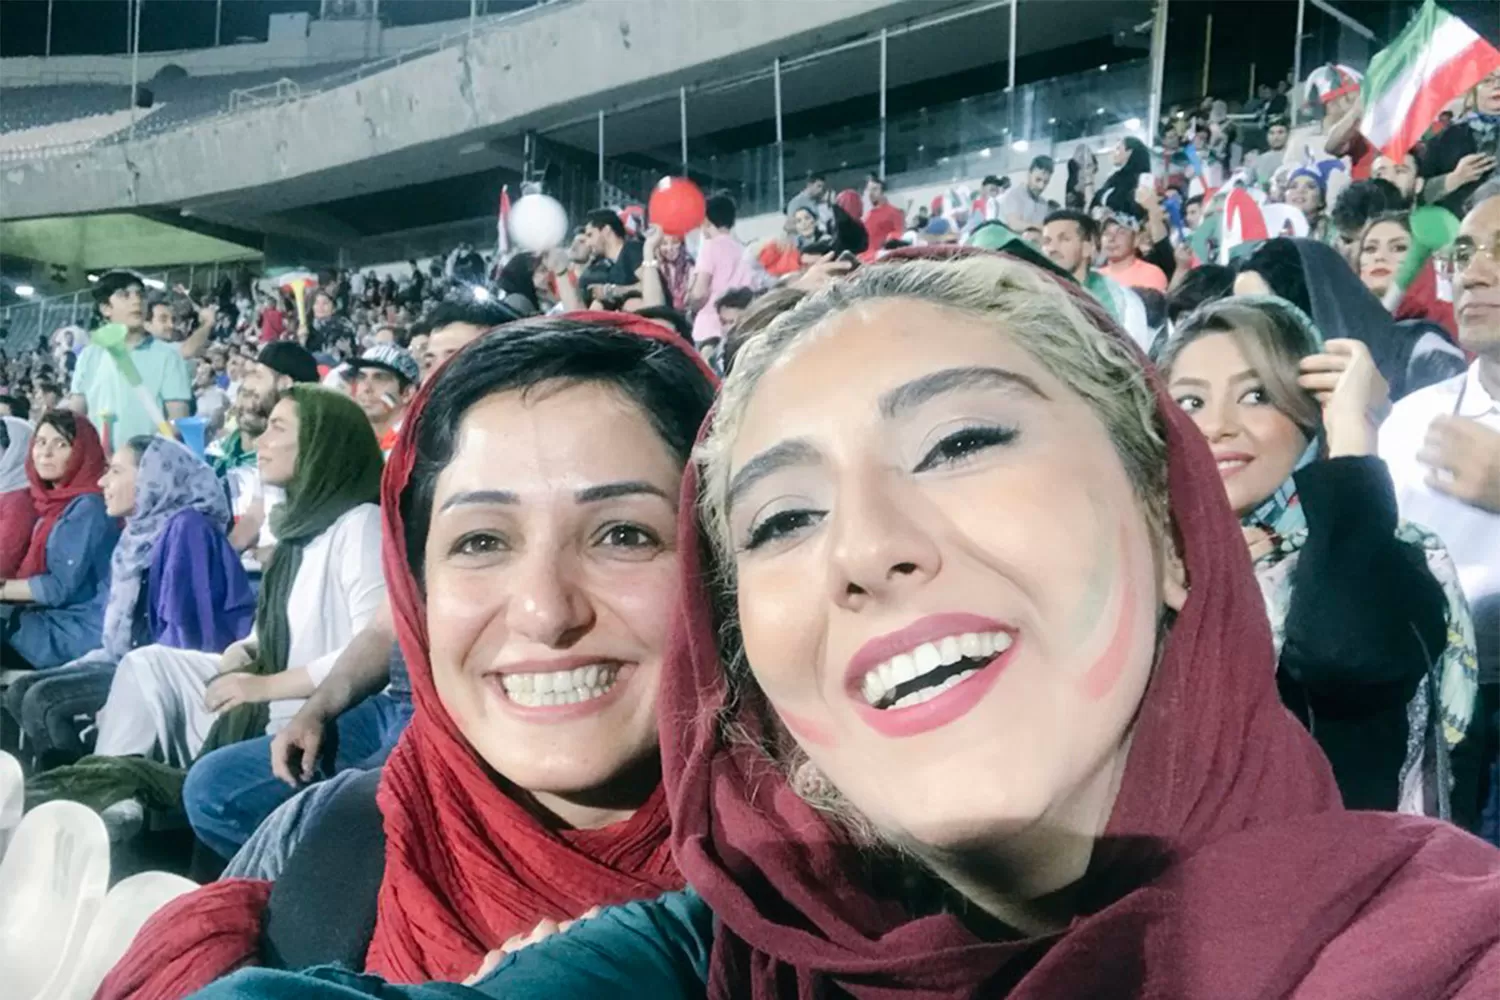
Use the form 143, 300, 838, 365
0, 409, 117, 669
190, 247, 1496, 1000
97, 315, 715, 998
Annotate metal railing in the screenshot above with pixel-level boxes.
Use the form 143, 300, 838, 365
229, 78, 303, 113
0, 0, 568, 161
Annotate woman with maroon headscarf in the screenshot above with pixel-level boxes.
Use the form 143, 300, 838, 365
183, 249, 1498, 1000
96, 316, 715, 998
0, 409, 116, 669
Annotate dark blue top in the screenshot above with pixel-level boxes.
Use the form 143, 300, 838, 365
10, 493, 118, 667
190, 890, 715, 999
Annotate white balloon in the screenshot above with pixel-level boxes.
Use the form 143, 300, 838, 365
508, 194, 569, 252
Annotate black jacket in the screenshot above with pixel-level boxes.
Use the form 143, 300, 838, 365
1276, 457, 1448, 811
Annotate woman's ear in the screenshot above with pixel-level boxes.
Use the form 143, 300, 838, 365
1159, 522, 1189, 613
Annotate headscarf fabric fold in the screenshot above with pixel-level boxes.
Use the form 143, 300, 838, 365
19, 414, 107, 578
98, 314, 707, 999
201, 386, 383, 754
99, 437, 234, 662
660, 246, 1500, 999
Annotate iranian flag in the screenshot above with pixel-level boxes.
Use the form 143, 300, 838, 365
496, 185, 512, 258
1360, 0, 1500, 160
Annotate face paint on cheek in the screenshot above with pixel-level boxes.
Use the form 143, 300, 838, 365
1072, 512, 1142, 702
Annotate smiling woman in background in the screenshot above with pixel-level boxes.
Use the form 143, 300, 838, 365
1163, 297, 1478, 818
98, 315, 715, 999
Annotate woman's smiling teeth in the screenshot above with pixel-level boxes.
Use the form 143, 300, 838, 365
500, 664, 621, 707
861, 632, 1013, 709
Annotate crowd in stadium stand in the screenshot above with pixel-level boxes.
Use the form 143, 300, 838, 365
1, 57, 1499, 1000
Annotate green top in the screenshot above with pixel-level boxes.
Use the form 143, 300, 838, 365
70, 335, 192, 444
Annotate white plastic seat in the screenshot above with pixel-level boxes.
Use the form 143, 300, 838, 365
52, 870, 198, 1000
0, 750, 21, 860
0, 800, 111, 1000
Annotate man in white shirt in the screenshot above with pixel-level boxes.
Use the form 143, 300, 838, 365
1379, 192, 1500, 841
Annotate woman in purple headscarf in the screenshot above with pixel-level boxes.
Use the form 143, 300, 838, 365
3, 436, 256, 769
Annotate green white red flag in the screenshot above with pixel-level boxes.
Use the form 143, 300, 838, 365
1359, 0, 1500, 160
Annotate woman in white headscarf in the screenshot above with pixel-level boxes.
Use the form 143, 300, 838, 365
0, 416, 36, 578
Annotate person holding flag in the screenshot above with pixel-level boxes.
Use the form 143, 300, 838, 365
1354, 0, 1500, 214
68, 270, 192, 452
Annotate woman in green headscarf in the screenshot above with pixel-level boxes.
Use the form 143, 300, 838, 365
1161, 296, 1480, 823
86, 386, 386, 785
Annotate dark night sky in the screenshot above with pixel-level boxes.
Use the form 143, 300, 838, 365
0, 1, 531, 57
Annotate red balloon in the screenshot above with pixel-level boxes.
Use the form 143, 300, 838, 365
648, 177, 706, 237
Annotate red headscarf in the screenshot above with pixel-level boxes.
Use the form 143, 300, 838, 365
366, 313, 706, 981
19, 413, 107, 578
662, 246, 1500, 998
1392, 258, 1459, 339
98, 314, 710, 999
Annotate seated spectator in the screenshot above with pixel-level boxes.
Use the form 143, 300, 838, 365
194, 248, 1500, 1000
714, 287, 754, 332
346, 345, 420, 458
70, 270, 192, 447
688, 195, 753, 345
1284, 165, 1339, 245
785, 172, 831, 228
1166, 262, 1235, 324
970, 174, 1009, 224
424, 299, 520, 373
0, 393, 28, 420
1036, 210, 1151, 352
194, 359, 231, 433
30, 379, 62, 418
1097, 215, 1168, 293
1358, 212, 1457, 334
1163, 297, 1474, 814
86, 387, 383, 776
999, 156, 1055, 232
1372, 150, 1423, 208
0, 417, 37, 578
221, 343, 323, 571
1381, 192, 1500, 839
4, 437, 255, 769
860, 175, 906, 255
578, 210, 644, 309
1331, 179, 1405, 264
100, 315, 715, 997
1233, 237, 1467, 400
0, 411, 116, 669
305, 290, 357, 355
1419, 70, 1500, 216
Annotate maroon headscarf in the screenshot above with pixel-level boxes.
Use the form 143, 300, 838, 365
661, 246, 1500, 998
20, 413, 106, 577
98, 313, 712, 998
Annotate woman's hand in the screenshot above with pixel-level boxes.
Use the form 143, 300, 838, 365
204, 672, 266, 714
642, 224, 664, 262
1297, 338, 1389, 458
1448, 152, 1497, 190
269, 702, 333, 786
1242, 524, 1275, 562
461, 908, 602, 984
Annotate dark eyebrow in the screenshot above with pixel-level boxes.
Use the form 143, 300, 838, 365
438, 482, 673, 513
726, 438, 820, 512
439, 489, 518, 512
1170, 369, 1258, 390
574, 480, 673, 506
877, 366, 1049, 420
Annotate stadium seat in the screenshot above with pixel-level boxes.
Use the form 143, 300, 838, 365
0, 750, 21, 861
51, 870, 198, 1000
0, 800, 111, 1000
